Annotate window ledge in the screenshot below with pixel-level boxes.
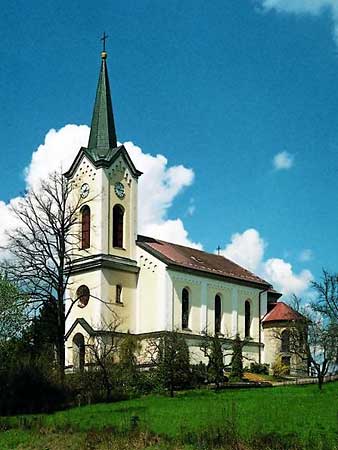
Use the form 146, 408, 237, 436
115, 302, 124, 307
182, 328, 192, 332
113, 247, 126, 251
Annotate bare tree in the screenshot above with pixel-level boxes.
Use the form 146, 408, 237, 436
312, 269, 338, 321
84, 318, 121, 401
1, 171, 85, 381
275, 296, 338, 390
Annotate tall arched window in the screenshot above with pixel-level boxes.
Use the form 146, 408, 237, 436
73, 333, 85, 371
281, 330, 290, 353
182, 288, 189, 329
113, 205, 124, 248
215, 295, 221, 334
245, 300, 251, 338
77, 285, 90, 308
116, 284, 122, 304
81, 205, 90, 249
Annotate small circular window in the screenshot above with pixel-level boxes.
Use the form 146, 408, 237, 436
77, 285, 90, 308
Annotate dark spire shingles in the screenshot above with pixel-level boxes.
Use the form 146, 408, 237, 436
87, 52, 117, 156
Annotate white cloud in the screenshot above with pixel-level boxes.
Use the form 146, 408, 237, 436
258, 0, 338, 45
143, 219, 202, 249
221, 228, 313, 296
0, 198, 22, 255
2, 124, 200, 251
264, 258, 313, 295
273, 151, 294, 170
25, 125, 90, 190
299, 248, 313, 262
221, 229, 266, 273
123, 141, 196, 239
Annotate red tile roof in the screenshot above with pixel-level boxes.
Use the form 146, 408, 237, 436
262, 301, 304, 323
137, 235, 271, 287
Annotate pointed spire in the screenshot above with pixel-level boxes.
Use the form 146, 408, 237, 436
87, 48, 117, 155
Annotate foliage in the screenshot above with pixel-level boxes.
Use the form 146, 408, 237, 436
191, 362, 208, 388
148, 331, 191, 397
0, 275, 27, 346
66, 368, 126, 406
249, 362, 269, 375
201, 333, 226, 389
230, 334, 244, 381
118, 333, 141, 393
271, 355, 290, 378
0, 361, 68, 415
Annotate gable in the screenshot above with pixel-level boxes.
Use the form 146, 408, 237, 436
64, 145, 142, 179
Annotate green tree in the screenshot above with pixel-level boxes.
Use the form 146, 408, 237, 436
0, 275, 26, 347
148, 331, 191, 397
119, 333, 141, 392
201, 333, 225, 390
230, 334, 244, 381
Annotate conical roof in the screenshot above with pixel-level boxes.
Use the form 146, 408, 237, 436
87, 51, 117, 156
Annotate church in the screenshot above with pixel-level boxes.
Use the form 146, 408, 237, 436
64, 48, 304, 374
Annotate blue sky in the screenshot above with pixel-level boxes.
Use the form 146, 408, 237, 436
1, 0, 338, 295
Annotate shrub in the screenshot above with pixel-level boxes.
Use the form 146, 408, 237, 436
271, 356, 290, 378
0, 363, 68, 415
191, 362, 208, 387
250, 362, 269, 375
229, 334, 244, 381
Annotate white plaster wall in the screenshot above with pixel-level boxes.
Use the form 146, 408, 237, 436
136, 247, 171, 333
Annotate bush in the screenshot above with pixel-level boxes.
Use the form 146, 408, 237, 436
191, 362, 208, 387
229, 334, 244, 381
250, 362, 269, 375
0, 363, 68, 415
66, 367, 126, 406
271, 356, 289, 378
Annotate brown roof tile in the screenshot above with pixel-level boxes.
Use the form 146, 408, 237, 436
137, 235, 271, 287
262, 301, 304, 323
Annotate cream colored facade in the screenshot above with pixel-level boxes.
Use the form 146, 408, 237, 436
64, 52, 299, 374
64, 144, 273, 369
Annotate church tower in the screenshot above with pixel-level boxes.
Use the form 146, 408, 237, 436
65, 47, 141, 356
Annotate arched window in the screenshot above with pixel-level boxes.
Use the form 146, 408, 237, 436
281, 330, 290, 353
182, 288, 189, 329
73, 333, 85, 371
113, 205, 124, 248
116, 284, 122, 304
215, 295, 221, 333
245, 300, 251, 338
77, 285, 90, 308
80, 205, 90, 249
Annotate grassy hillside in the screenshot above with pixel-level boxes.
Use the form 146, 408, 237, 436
0, 382, 337, 449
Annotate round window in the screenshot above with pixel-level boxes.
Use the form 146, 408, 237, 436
76, 285, 90, 308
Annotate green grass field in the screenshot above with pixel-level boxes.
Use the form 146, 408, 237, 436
0, 382, 337, 449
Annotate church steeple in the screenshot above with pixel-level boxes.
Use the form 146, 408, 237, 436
87, 46, 117, 155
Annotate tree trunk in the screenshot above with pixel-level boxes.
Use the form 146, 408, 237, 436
318, 373, 324, 390
56, 296, 65, 383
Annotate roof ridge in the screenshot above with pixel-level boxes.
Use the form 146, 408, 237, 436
137, 234, 271, 286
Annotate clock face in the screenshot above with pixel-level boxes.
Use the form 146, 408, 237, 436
114, 182, 125, 199
80, 183, 90, 199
